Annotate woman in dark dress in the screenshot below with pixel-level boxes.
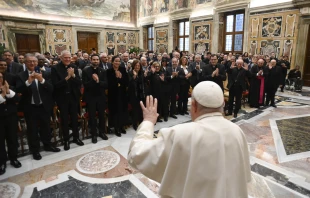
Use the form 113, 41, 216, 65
178, 56, 191, 115
107, 56, 129, 137
128, 60, 145, 130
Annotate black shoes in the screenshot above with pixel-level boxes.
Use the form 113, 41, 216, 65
225, 112, 232, 116
10, 159, 22, 168
92, 136, 97, 144
99, 133, 108, 140
73, 138, 84, 146
180, 112, 184, 115
164, 117, 168, 122
271, 104, 277, 108
233, 113, 238, 118
0, 164, 6, 175
44, 145, 60, 152
33, 152, 42, 160
121, 128, 126, 134
133, 124, 138, 130
184, 111, 189, 115
170, 115, 177, 119
64, 141, 70, 151
115, 129, 121, 137
157, 118, 163, 122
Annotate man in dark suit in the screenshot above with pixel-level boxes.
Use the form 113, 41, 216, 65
3, 50, 23, 75
82, 54, 108, 143
16, 54, 60, 160
278, 55, 290, 92
120, 52, 130, 71
226, 59, 252, 118
78, 53, 90, 70
188, 55, 206, 88
265, 60, 283, 108
201, 55, 226, 91
51, 50, 84, 151
37, 55, 51, 79
99, 53, 112, 70
167, 57, 181, 119
0, 59, 21, 175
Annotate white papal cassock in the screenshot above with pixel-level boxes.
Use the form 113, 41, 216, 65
128, 112, 251, 198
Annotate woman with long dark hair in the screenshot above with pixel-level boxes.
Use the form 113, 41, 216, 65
178, 56, 191, 115
0, 61, 21, 175
107, 56, 129, 136
128, 60, 145, 130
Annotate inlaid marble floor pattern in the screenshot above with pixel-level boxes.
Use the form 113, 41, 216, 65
1, 90, 310, 197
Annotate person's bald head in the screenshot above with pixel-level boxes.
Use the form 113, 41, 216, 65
257, 59, 264, 67
172, 57, 178, 67
236, 59, 243, 68
271, 59, 277, 66
123, 53, 129, 62
140, 57, 147, 66
173, 52, 180, 59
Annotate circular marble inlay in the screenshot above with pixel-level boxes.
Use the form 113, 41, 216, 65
76, 150, 120, 174
0, 182, 21, 198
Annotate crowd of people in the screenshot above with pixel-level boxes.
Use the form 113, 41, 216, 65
0, 48, 300, 175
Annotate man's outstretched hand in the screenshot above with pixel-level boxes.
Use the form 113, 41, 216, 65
140, 96, 159, 125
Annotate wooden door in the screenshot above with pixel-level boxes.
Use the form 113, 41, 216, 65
303, 25, 310, 86
77, 32, 98, 54
15, 34, 40, 55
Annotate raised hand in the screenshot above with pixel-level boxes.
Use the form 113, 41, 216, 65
34, 73, 44, 83
92, 73, 99, 82
140, 95, 159, 125
28, 72, 35, 84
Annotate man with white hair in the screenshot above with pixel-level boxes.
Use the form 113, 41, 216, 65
226, 59, 251, 118
99, 53, 111, 70
188, 54, 206, 88
51, 50, 84, 150
128, 81, 251, 198
265, 59, 283, 107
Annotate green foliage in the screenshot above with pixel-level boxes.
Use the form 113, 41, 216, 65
0, 43, 6, 56
129, 46, 142, 54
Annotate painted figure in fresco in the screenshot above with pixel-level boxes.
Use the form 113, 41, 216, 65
67, 0, 105, 7
160, 0, 169, 13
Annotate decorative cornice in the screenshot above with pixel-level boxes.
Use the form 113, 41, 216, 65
215, 1, 249, 13
249, 1, 295, 13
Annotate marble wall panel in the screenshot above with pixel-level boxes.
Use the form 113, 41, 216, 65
285, 14, 296, 37
46, 25, 73, 55
192, 20, 212, 53
248, 10, 300, 68
250, 18, 259, 38
155, 27, 169, 53
104, 30, 139, 55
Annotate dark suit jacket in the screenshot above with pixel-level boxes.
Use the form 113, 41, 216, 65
16, 70, 54, 113
189, 61, 206, 87
9, 62, 23, 75
178, 65, 192, 86
0, 73, 20, 116
201, 63, 226, 91
227, 67, 251, 91
82, 66, 108, 103
167, 66, 182, 94
78, 59, 90, 70
51, 62, 82, 102
99, 62, 112, 70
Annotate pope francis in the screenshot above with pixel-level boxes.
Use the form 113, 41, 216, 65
128, 81, 251, 198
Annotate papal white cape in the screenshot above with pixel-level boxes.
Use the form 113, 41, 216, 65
128, 112, 251, 198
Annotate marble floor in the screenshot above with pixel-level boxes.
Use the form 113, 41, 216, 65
1, 89, 310, 198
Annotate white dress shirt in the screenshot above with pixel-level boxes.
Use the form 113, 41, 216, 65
25, 70, 45, 104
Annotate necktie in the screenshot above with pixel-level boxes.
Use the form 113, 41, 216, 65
31, 80, 41, 105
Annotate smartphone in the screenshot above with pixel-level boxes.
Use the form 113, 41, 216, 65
35, 67, 40, 73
